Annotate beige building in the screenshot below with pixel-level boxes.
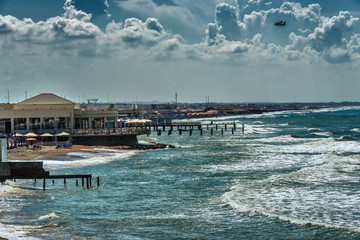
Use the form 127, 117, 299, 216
0, 93, 118, 135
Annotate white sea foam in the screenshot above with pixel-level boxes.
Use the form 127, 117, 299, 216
0, 222, 39, 240
251, 135, 309, 143
310, 131, 333, 136
0, 184, 40, 240
35, 149, 137, 170
258, 137, 360, 154
307, 128, 322, 132
223, 147, 360, 232
38, 212, 60, 221
351, 128, 360, 133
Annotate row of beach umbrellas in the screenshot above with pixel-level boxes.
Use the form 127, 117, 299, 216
16, 132, 70, 142
13, 132, 70, 141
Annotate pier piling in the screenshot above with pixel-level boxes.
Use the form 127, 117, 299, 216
97, 176, 100, 187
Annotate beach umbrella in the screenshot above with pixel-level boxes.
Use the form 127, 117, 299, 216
24, 132, 38, 137
56, 132, 70, 136
41, 133, 54, 137
13, 133, 23, 137
26, 138, 37, 141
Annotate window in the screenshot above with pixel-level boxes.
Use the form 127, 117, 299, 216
75, 118, 89, 129
30, 118, 41, 130
57, 117, 70, 129
43, 117, 55, 129
14, 118, 26, 130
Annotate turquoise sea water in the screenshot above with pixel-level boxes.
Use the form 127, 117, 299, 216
1, 107, 360, 239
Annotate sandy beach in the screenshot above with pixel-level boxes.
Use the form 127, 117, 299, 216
6, 145, 133, 161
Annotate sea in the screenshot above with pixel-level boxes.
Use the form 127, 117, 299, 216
0, 107, 359, 239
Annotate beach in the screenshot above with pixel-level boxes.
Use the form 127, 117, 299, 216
6, 142, 175, 161
6, 145, 132, 161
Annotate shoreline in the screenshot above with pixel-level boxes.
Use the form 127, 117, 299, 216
7, 143, 175, 161
6, 145, 131, 161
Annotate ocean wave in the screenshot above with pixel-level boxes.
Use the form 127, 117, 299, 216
310, 131, 333, 137
250, 135, 311, 144
223, 190, 358, 232
307, 128, 322, 132
0, 222, 39, 240
223, 155, 360, 232
0, 184, 40, 240
258, 137, 360, 154
37, 149, 137, 170
38, 212, 60, 221
351, 128, 360, 133
335, 135, 357, 141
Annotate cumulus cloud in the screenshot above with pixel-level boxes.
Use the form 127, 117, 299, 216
0, 2, 182, 60
1, 0, 360, 65
308, 11, 358, 51
204, 1, 360, 63
105, 17, 171, 48
0, 4, 101, 42
65, 0, 110, 18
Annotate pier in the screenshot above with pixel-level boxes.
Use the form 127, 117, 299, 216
144, 121, 243, 136
0, 174, 98, 191
0, 142, 99, 191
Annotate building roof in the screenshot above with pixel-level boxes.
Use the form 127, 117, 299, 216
17, 93, 76, 105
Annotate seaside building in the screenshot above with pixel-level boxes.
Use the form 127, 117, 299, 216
0, 93, 118, 135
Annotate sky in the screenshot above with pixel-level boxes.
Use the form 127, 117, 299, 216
1, 0, 360, 103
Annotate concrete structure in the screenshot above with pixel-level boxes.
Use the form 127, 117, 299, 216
0, 93, 118, 135
0, 136, 6, 162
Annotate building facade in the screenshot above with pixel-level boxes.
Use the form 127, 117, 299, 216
0, 93, 118, 135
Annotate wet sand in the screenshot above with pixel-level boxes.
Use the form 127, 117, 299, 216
7, 145, 131, 161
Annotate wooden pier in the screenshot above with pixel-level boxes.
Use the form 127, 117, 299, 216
0, 174, 99, 191
0, 174, 100, 191
146, 121, 244, 136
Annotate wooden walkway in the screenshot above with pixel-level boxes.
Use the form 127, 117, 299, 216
1, 174, 99, 191
147, 121, 244, 136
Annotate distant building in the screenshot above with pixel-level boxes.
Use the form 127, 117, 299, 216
0, 93, 118, 135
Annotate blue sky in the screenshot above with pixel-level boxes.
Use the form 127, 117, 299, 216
1, 0, 360, 103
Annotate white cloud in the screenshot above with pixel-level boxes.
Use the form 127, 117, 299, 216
308, 11, 358, 51
1, 0, 360, 66
203, 1, 360, 63
0, 4, 101, 43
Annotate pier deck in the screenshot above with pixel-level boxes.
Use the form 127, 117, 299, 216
0, 174, 96, 191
